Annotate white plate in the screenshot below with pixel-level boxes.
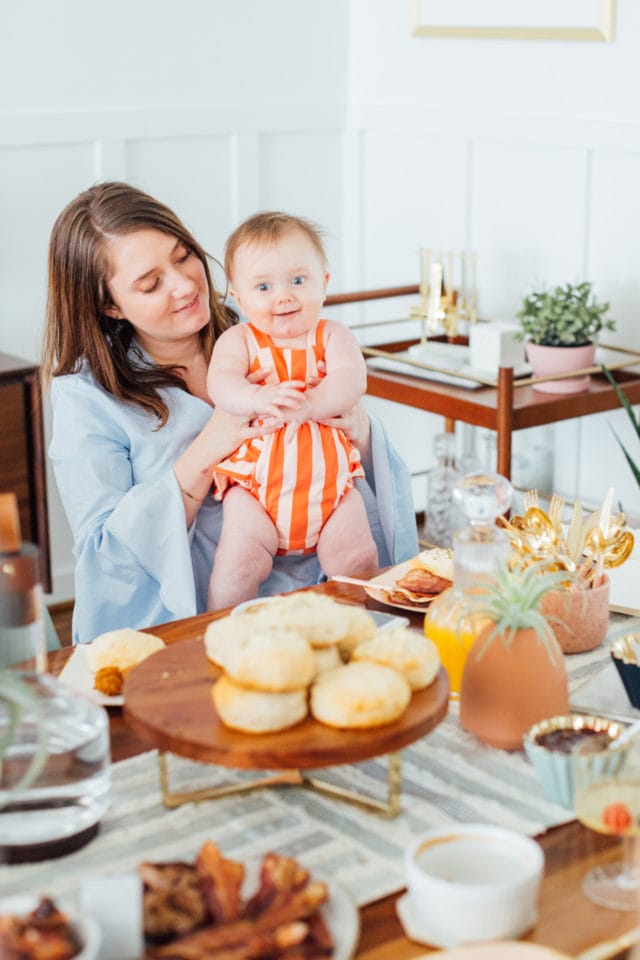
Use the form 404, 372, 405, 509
242, 864, 359, 960
85, 864, 359, 960
297, 872, 359, 960
0, 894, 101, 960
58, 645, 124, 707
363, 559, 440, 613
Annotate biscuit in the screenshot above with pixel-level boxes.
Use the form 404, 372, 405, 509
85, 628, 165, 675
313, 645, 341, 676
244, 592, 376, 652
310, 661, 411, 729
224, 628, 315, 692
410, 547, 454, 582
204, 615, 249, 669
353, 628, 440, 690
212, 675, 308, 734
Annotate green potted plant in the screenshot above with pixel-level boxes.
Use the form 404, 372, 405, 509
459, 561, 570, 751
517, 281, 615, 395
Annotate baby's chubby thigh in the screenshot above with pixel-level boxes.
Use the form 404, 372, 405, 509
316, 488, 378, 579
218, 485, 278, 563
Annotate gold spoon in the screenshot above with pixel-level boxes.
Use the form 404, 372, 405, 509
584, 527, 635, 568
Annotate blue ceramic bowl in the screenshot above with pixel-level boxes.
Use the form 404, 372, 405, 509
523, 714, 622, 809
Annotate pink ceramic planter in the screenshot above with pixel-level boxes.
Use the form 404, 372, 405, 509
525, 342, 596, 394
540, 576, 610, 654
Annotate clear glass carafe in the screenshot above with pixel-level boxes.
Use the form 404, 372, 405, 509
0, 672, 111, 862
426, 432, 461, 548
425, 472, 513, 700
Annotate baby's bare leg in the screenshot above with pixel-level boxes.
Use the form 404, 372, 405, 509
207, 486, 278, 610
317, 488, 378, 579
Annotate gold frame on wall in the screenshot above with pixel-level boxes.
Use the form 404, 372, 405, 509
410, 0, 616, 42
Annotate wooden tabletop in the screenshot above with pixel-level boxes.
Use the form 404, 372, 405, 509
48, 581, 640, 959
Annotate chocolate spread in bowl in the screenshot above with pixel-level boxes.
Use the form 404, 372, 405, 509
535, 727, 614, 754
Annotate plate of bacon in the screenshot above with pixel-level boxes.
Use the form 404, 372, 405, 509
140, 840, 359, 960
363, 548, 454, 612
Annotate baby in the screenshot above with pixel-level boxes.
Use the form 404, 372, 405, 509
206, 211, 378, 609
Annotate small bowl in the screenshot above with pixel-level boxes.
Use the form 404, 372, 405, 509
404, 824, 543, 948
523, 714, 622, 809
611, 633, 640, 709
0, 895, 101, 960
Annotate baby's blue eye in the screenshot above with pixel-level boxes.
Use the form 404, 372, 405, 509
258, 282, 270, 292
292, 276, 305, 286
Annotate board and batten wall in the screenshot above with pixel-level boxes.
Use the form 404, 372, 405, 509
1, 0, 639, 602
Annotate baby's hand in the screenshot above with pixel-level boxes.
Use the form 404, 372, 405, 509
254, 381, 306, 417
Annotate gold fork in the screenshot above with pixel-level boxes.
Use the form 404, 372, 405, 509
549, 492, 565, 534
522, 489, 539, 511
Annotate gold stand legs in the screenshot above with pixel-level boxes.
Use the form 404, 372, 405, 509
157, 751, 402, 818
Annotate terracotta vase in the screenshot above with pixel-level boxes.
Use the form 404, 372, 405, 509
526, 341, 595, 394
539, 576, 610, 654
459, 625, 569, 751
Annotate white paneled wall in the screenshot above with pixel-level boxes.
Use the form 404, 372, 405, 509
2, 0, 640, 602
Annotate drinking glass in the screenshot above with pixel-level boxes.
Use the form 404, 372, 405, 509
573, 733, 640, 910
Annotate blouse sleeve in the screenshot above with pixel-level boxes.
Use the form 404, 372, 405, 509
355, 411, 419, 567
49, 374, 200, 643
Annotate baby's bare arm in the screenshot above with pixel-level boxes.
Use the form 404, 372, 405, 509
304, 322, 367, 420
207, 326, 259, 415
208, 326, 303, 417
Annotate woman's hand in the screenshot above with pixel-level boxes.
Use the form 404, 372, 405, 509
319, 400, 371, 455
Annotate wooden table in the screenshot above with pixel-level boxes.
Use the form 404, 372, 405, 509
48, 581, 640, 959
364, 337, 640, 482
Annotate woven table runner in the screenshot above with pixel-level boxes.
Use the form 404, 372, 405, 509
2, 613, 636, 907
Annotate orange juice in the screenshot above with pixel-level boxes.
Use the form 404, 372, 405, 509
424, 590, 486, 700
424, 619, 478, 700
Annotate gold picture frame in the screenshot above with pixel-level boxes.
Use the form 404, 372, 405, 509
410, 0, 616, 42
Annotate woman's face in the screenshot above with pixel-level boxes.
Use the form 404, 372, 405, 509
105, 228, 210, 352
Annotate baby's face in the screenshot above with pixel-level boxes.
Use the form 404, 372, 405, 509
229, 227, 329, 343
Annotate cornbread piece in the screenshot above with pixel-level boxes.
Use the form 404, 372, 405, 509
311, 661, 411, 729
85, 627, 165, 675
212, 675, 308, 733
353, 628, 440, 690
224, 630, 315, 692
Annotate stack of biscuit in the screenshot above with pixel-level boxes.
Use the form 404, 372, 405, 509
204, 593, 440, 735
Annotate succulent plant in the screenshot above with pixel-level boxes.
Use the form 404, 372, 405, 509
517, 282, 614, 347
466, 560, 572, 665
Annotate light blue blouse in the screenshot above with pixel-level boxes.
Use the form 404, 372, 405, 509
49, 364, 418, 644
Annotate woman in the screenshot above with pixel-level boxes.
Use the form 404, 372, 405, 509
43, 182, 418, 644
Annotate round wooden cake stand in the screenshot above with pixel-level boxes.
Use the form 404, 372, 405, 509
124, 637, 449, 817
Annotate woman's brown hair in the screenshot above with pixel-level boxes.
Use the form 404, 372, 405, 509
42, 181, 236, 425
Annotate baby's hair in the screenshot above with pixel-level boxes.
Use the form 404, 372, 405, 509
225, 211, 327, 281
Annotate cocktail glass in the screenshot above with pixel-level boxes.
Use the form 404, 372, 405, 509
573, 733, 640, 910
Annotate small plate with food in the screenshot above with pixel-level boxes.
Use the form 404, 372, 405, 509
140, 841, 360, 960
0, 894, 101, 960
59, 629, 165, 707
363, 548, 453, 612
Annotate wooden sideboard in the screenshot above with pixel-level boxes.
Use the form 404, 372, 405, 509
325, 285, 640, 481
0, 352, 51, 592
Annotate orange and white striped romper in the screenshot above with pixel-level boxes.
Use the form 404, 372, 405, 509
212, 320, 364, 555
